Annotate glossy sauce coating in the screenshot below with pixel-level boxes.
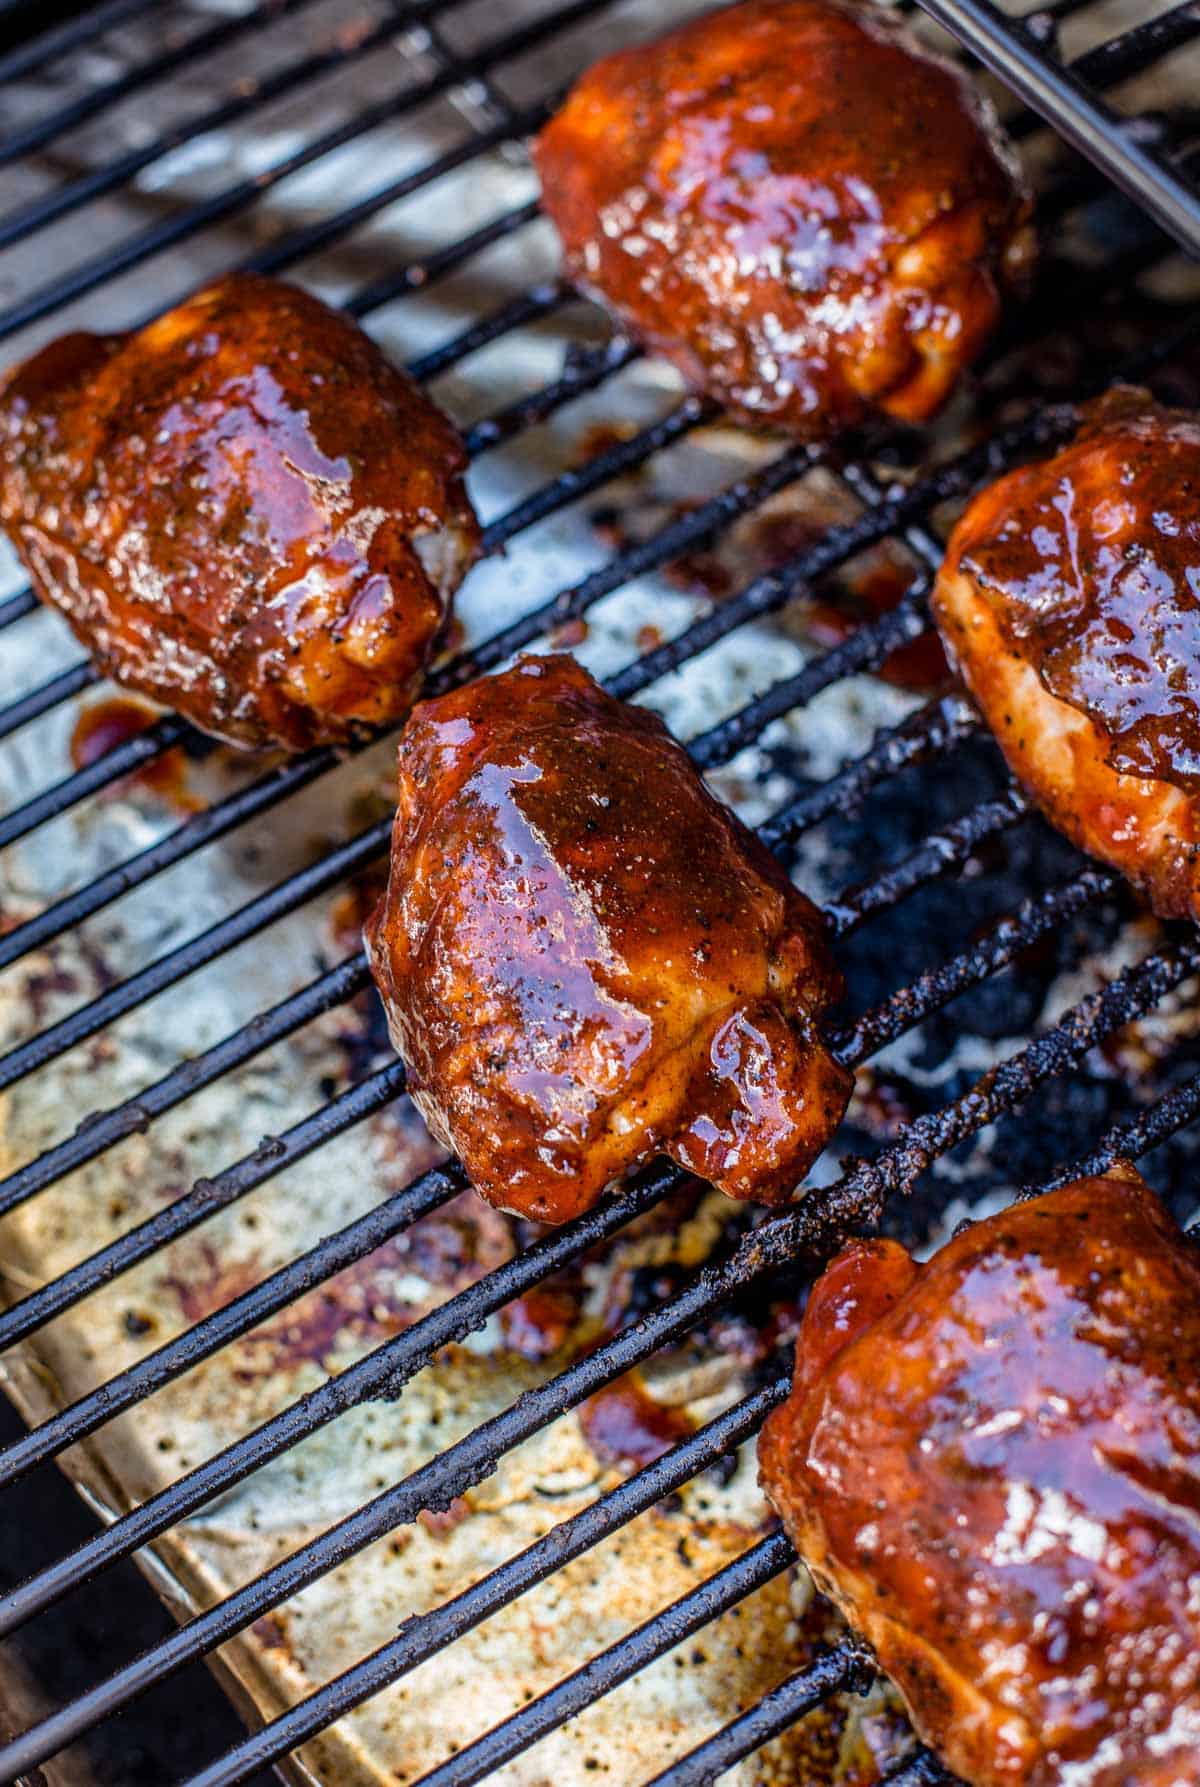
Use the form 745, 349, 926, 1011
0, 273, 479, 751
760, 1167, 1200, 1787
365, 654, 851, 1223
534, 0, 1033, 439
933, 388, 1200, 918
69, 695, 201, 813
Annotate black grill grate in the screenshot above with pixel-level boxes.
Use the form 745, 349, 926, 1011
0, 2, 1199, 1783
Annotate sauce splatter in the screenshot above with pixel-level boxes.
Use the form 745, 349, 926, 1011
70, 696, 202, 812
751, 513, 947, 690
501, 1281, 582, 1360
418, 1497, 470, 1538
579, 1368, 693, 1469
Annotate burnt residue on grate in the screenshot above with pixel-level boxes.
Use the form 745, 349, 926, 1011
0, 2, 1198, 1786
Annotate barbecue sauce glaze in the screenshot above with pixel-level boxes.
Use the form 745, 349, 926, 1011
534, 0, 1034, 438
0, 273, 479, 751
934, 388, 1200, 918
760, 1166, 1200, 1787
365, 654, 851, 1222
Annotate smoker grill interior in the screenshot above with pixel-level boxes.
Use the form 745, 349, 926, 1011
1, 1, 1200, 1783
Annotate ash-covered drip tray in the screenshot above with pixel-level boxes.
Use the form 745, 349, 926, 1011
0, 2, 1199, 1785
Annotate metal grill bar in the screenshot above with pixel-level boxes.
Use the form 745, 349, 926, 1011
0, 0, 475, 245
0, 0, 158, 83
0, 746, 1053, 1450
1036, 4, 1200, 101
1, 0, 1199, 1780
916, 0, 1200, 254
0, 7, 1185, 729
0, 588, 35, 628
0, 0, 327, 166
0, 817, 393, 1094
190, 1064, 1200, 1787
0, 714, 189, 852
0, 0, 615, 344
879, 1755, 953, 1787
0, 660, 94, 741
639, 1653, 872, 1787
0, 955, 373, 1219
1032, 1068, 1200, 1195
0, 1057, 418, 1391
400, 1531, 803, 1787
248, 98, 559, 285
2, 926, 1194, 1779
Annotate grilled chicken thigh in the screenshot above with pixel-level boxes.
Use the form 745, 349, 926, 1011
365, 654, 851, 1223
934, 388, 1200, 919
534, 0, 1033, 439
0, 273, 479, 752
760, 1166, 1200, 1787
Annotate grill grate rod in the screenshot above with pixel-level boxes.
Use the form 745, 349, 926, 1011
248, 96, 559, 287
0, 661, 95, 743
1031, 1066, 1200, 1197
0, 815, 394, 1095
0, 714, 191, 854
0, 441, 812, 976
0, 736, 1055, 1461
0, 0, 159, 84
0, 953, 372, 1221
639, 1653, 874, 1787
185, 1398, 808, 1787
880, 1755, 955, 1787
0, 0, 329, 167
913, 0, 1200, 255
0, 0, 479, 245
0, 1, 1198, 1777
183, 1051, 1200, 1787
760, 697, 978, 850
399, 1532, 807, 1787
4, 928, 1190, 1782
0, 589, 35, 628
1021, 4, 1200, 114
0, 0, 616, 345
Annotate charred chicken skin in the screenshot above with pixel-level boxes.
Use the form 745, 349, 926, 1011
934, 388, 1200, 920
0, 273, 479, 751
533, 0, 1034, 440
760, 1166, 1200, 1787
365, 654, 851, 1223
